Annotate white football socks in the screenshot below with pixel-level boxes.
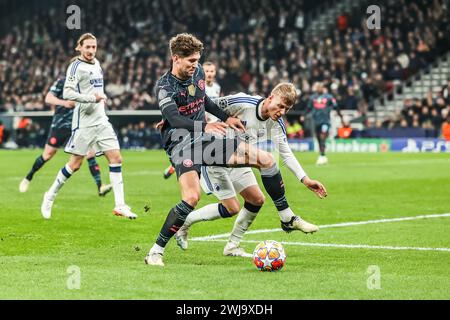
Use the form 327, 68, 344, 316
184, 203, 222, 227
47, 164, 73, 201
150, 243, 165, 255
278, 207, 296, 223
229, 207, 258, 245
109, 164, 125, 208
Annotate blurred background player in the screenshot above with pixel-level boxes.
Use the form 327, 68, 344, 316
19, 77, 112, 196
175, 83, 327, 257
307, 82, 344, 165
163, 61, 222, 179
40, 33, 136, 220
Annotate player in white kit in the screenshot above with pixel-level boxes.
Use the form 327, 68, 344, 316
40, 33, 137, 220
163, 61, 222, 179
175, 83, 327, 257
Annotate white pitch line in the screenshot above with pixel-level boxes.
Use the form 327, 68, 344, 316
191, 213, 450, 241
193, 239, 450, 253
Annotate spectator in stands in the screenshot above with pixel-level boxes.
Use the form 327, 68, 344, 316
441, 79, 450, 103
442, 115, 450, 141
119, 122, 162, 149
1, 0, 448, 116
286, 119, 304, 139
0, 120, 4, 146
1, 0, 449, 144
337, 122, 353, 139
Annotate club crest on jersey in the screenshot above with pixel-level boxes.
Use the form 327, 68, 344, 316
183, 159, 194, 168
188, 84, 196, 97
198, 80, 205, 91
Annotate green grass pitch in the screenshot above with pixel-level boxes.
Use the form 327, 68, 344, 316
0, 150, 449, 299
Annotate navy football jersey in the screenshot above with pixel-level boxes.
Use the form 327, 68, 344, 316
155, 65, 228, 152
49, 78, 73, 130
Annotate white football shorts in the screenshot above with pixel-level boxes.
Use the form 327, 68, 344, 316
65, 122, 120, 156
200, 166, 258, 200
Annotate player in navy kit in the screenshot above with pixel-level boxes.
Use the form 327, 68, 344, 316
145, 34, 294, 266
162, 61, 221, 180
19, 77, 112, 196
307, 82, 344, 165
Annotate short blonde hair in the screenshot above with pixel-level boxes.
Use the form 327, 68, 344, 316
271, 83, 298, 106
169, 33, 204, 58
203, 61, 216, 68
76, 33, 97, 51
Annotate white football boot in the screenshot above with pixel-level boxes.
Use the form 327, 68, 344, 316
316, 155, 328, 166
19, 178, 30, 193
40, 192, 54, 220
223, 242, 252, 258
113, 205, 137, 219
281, 216, 319, 234
175, 225, 189, 250
144, 252, 164, 267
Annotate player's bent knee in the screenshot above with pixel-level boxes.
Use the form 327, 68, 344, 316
252, 194, 265, 207
183, 194, 200, 208
223, 202, 241, 216
109, 156, 122, 165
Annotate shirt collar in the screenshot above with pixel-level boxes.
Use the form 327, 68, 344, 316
256, 98, 267, 121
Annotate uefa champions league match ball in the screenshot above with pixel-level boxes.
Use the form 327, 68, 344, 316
252, 240, 286, 272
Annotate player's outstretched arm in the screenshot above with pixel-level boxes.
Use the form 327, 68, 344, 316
271, 122, 308, 182
205, 96, 245, 132
271, 121, 326, 198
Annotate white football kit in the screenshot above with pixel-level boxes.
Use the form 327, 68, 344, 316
205, 82, 221, 123
63, 58, 120, 156
200, 93, 307, 200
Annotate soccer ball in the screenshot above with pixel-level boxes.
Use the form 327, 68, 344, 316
252, 240, 286, 272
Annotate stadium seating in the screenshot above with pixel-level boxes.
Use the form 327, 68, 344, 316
0, 0, 449, 146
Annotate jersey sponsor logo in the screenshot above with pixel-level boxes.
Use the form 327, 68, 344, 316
313, 98, 328, 109
198, 80, 205, 91
178, 97, 205, 115
90, 78, 104, 87
183, 159, 194, 168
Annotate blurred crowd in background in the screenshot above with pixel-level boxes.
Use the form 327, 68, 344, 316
0, 0, 450, 148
